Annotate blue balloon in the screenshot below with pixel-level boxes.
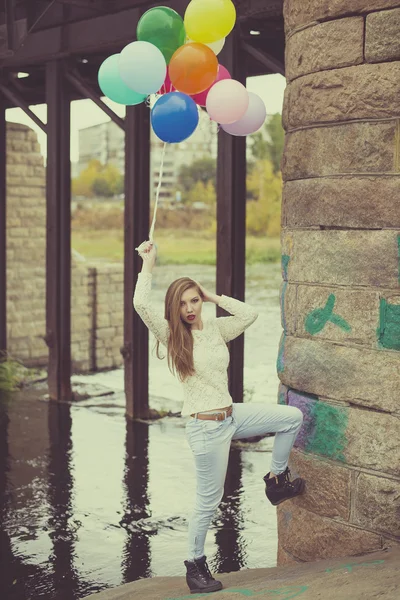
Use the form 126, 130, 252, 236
98, 54, 147, 105
151, 92, 199, 143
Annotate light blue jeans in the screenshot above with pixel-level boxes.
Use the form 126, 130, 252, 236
185, 402, 303, 560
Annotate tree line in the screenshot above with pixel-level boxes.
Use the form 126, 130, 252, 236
72, 113, 285, 236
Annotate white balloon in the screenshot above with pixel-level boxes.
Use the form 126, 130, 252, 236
222, 92, 267, 136
206, 79, 249, 124
119, 41, 166, 95
186, 37, 225, 56
206, 37, 225, 55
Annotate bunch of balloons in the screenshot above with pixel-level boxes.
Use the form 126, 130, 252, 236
98, 0, 266, 144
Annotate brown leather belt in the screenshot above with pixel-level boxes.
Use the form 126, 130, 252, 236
190, 405, 233, 421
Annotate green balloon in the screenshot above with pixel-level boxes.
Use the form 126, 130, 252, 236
98, 54, 147, 105
137, 7, 186, 64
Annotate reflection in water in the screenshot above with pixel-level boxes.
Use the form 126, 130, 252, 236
47, 402, 80, 600
0, 396, 12, 597
0, 395, 51, 599
121, 420, 151, 582
0, 392, 276, 599
0, 264, 281, 597
213, 448, 246, 574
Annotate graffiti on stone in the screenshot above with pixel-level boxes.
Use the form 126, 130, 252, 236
166, 584, 309, 600
165, 558, 386, 599
281, 233, 293, 282
325, 560, 385, 574
277, 333, 286, 374
377, 297, 400, 351
288, 390, 348, 462
397, 234, 400, 283
278, 390, 287, 405
282, 255, 290, 281
305, 294, 351, 336
281, 281, 289, 333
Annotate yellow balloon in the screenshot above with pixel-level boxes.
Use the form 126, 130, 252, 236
186, 36, 225, 56
184, 0, 236, 44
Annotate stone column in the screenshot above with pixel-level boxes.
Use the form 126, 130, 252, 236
6, 123, 48, 364
6, 123, 91, 371
278, 1, 400, 563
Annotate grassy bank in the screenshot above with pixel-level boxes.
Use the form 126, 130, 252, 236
71, 230, 281, 265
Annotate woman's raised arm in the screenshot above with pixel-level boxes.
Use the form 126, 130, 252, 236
196, 282, 258, 343
133, 241, 169, 346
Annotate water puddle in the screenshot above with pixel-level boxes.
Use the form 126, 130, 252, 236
0, 263, 282, 599
0, 389, 279, 600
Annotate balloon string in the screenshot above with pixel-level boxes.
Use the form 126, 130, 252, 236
149, 141, 167, 242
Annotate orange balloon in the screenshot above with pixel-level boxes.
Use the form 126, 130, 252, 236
169, 42, 218, 95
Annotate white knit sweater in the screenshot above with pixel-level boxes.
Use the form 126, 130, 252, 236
133, 272, 259, 416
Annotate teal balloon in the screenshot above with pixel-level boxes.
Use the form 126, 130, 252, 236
98, 54, 147, 105
137, 7, 186, 64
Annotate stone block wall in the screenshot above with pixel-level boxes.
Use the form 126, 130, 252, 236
6, 122, 124, 372
94, 265, 124, 371
6, 123, 48, 364
279, 1, 400, 563
71, 266, 92, 372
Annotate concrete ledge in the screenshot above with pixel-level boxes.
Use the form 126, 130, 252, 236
82, 546, 399, 599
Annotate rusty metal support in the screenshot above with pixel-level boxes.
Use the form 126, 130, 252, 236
55, 0, 108, 12
66, 69, 125, 130
0, 80, 47, 133
0, 100, 6, 354
216, 30, 247, 404
123, 103, 150, 420
45, 60, 72, 401
242, 41, 285, 76
5, 0, 15, 52
1, 5, 141, 68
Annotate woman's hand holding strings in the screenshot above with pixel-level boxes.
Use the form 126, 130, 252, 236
136, 240, 157, 273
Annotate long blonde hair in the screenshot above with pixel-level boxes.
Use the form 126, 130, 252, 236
156, 277, 203, 381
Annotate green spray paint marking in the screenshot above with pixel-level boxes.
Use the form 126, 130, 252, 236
281, 281, 288, 333
397, 235, 400, 283
166, 557, 385, 600
305, 294, 351, 335
278, 391, 287, 405
326, 559, 385, 574
377, 298, 400, 350
166, 585, 308, 600
277, 333, 286, 374
305, 402, 348, 462
223, 586, 308, 598
282, 255, 290, 281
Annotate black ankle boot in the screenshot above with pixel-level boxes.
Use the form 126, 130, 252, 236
263, 467, 305, 506
184, 555, 223, 594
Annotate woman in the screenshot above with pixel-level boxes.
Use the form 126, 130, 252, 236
133, 241, 305, 595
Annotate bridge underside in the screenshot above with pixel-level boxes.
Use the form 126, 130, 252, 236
0, 0, 284, 417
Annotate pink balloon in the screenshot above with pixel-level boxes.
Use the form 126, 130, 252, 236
222, 92, 267, 136
157, 68, 175, 94
191, 64, 231, 106
206, 79, 249, 124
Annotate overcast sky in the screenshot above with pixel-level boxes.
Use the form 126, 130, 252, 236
6, 73, 286, 162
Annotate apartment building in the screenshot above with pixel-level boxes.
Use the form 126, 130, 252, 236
77, 110, 218, 203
